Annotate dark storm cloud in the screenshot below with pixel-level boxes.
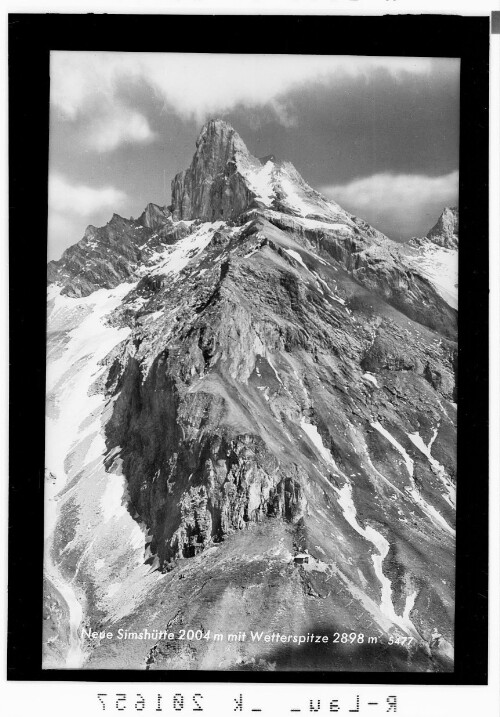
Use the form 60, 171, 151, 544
224, 59, 460, 187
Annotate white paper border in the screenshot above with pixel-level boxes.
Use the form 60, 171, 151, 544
1, 3, 498, 716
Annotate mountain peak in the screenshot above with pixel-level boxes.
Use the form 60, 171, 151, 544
195, 118, 250, 157
171, 119, 258, 222
138, 202, 171, 230
426, 206, 458, 249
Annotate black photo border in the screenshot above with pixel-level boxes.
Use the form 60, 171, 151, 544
8, 13, 489, 684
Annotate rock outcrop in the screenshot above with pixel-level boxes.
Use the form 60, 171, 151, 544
137, 202, 171, 230
426, 206, 458, 249
171, 119, 262, 221
47, 212, 200, 298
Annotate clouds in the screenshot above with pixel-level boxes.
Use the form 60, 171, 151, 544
49, 173, 128, 215
51, 53, 157, 152
50, 52, 437, 152
83, 109, 156, 152
320, 170, 459, 240
48, 173, 129, 259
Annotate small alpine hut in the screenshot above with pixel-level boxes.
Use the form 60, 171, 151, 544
293, 552, 309, 565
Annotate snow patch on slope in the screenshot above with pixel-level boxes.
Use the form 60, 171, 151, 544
242, 160, 275, 206
371, 422, 455, 535
371, 421, 414, 479
335, 482, 418, 636
45, 283, 134, 668
285, 248, 309, 271
45, 283, 131, 493
149, 221, 224, 277
300, 418, 339, 471
279, 173, 315, 215
407, 243, 458, 310
407, 430, 456, 507
44, 281, 165, 668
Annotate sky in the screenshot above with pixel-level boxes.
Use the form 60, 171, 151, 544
48, 52, 460, 260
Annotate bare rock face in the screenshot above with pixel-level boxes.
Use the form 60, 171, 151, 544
426, 206, 459, 249
137, 202, 171, 230
265, 210, 457, 339
47, 215, 149, 297
171, 119, 262, 221
47, 211, 198, 297
44, 119, 458, 673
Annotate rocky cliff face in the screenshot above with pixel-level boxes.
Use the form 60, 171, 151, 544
426, 206, 459, 249
138, 202, 171, 230
44, 120, 457, 673
171, 119, 261, 222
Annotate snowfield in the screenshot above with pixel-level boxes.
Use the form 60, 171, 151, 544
241, 159, 275, 206
406, 242, 458, 309
44, 282, 164, 668
149, 221, 224, 277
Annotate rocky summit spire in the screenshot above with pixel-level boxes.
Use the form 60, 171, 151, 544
426, 206, 459, 249
195, 118, 250, 157
170, 119, 260, 222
